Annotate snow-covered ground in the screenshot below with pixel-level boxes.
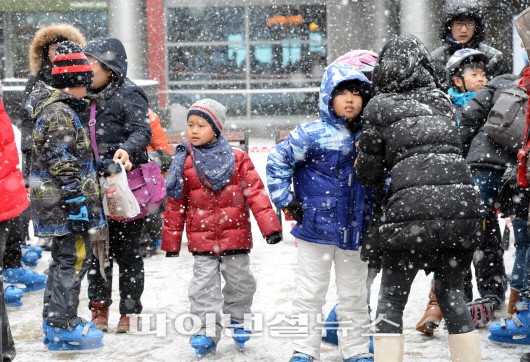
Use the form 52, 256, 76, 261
10, 137, 529, 361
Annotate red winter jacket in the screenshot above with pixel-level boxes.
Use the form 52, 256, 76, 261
0, 100, 29, 222
162, 148, 281, 255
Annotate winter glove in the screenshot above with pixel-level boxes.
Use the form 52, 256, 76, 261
64, 196, 90, 234
283, 199, 303, 223
266, 232, 282, 244
166, 252, 179, 257
95, 159, 122, 177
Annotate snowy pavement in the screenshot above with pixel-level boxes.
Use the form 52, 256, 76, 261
10, 137, 529, 361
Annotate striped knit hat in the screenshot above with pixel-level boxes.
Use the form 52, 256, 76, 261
51, 40, 93, 89
187, 99, 227, 137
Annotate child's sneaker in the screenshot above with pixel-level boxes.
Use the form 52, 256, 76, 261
44, 318, 104, 351
467, 298, 494, 328
3, 283, 23, 308
231, 321, 251, 349
4, 266, 47, 292
190, 335, 216, 356
290, 351, 314, 362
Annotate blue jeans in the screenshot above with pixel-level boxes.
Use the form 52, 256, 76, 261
510, 217, 530, 291
470, 168, 507, 301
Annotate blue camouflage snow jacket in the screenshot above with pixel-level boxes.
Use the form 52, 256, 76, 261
266, 63, 375, 250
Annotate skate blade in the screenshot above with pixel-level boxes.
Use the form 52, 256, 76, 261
234, 339, 246, 352
488, 334, 530, 345
195, 349, 216, 359
23, 283, 46, 293
47, 340, 104, 352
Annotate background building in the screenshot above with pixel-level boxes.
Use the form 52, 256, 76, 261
1, 0, 530, 131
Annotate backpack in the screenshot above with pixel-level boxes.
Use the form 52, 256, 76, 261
484, 83, 527, 153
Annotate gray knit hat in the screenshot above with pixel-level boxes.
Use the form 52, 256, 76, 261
187, 99, 227, 137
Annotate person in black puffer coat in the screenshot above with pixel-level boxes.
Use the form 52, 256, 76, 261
431, 0, 509, 91
355, 35, 482, 361
82, 37, 151, 334
460, 73, 526, 315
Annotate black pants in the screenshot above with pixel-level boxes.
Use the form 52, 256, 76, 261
0, 219, 17, 361
43, 232, 91, 328
3, 210, 30, 269
88, 218, 145, 314
376, 255, 475, 335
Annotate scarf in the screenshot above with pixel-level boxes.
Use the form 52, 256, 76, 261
166, 136, 235, 199
448, 87, 476, 107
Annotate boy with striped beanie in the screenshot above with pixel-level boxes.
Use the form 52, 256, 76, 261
51, 40, 93, 90
26, 40, 105, 351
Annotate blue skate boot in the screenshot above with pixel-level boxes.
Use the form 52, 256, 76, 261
3, 283, 23, 308
489, 290, 530, 345
322, 303, 339, 345
344, 353, 374, 362
4, 266, 46, 292
289, 351, 314, 362
190, 335, 216, 356
151, 238, 162, 250
21, 246, 40, 267
21, 244, 43, 258
44, 318, 104, 351
231, 321, 251, 350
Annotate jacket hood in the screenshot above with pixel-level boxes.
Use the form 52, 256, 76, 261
25, 81, 85, 120
440, 0, 484, 46
372, 35, 438, 94
319, 62, 371, 127
29, 24, 86, 76
83, 37, 127, 81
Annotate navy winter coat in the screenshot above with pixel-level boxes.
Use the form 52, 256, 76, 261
266, 62, 375, 251
83, 38, 151, 167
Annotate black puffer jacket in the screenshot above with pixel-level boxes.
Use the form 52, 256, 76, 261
460, 74, 519, 170
431, 0, 509, 90
83, 38, 151, 166
356, 36, 482, 257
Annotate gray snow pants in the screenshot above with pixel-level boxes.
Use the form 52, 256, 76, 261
0, 219, 16, 361
43, 232, 92, 329
189, 253, 257, 344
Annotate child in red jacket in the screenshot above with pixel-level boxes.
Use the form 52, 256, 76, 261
162, 99, 282, 357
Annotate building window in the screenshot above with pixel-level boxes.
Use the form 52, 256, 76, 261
166, 3, 326, 117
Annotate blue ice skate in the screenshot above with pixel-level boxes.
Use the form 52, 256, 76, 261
289, 351, 314, 362
231, 322, 251, 350
190, 335, 216, 356
21, 246, 40, 267
3, 283, 23, 308
44, 319, 104, 351
5, 266, 46, 292
21, 244, 43, 258
322, 303, 339, 345
488, 300, 530, 345
344, 353, 374, 362
151, 238, 162, 250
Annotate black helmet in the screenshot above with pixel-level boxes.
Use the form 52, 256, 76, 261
440, 0, 484, 44
445, 48, 488, 84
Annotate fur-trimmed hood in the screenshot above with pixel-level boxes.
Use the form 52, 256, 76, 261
29, 24, 86, 76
